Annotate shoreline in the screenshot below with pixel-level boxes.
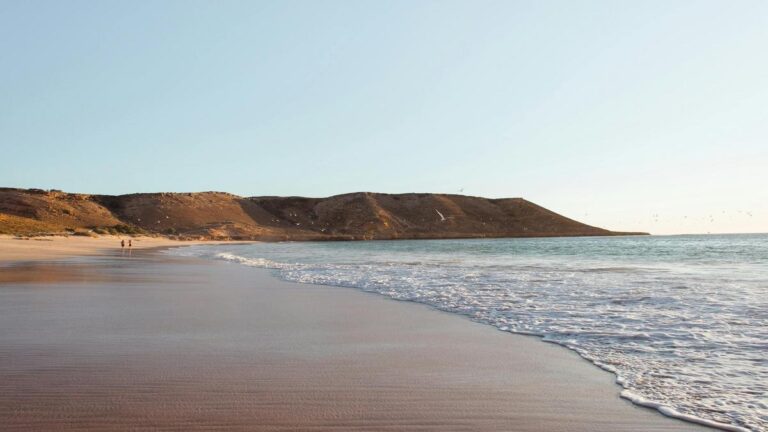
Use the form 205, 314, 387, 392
1, 239, 715, 431
0, 234, 253, 262
191, 246, 738, 432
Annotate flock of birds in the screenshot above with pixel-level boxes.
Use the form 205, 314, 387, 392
582, 209, 757, 230
140, 190, 756, 231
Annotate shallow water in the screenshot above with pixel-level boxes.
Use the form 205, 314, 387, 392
1, 255, 709, 431
169, 234, 768, 431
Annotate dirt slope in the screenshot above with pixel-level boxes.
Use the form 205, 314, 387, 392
0, 188, 646, 239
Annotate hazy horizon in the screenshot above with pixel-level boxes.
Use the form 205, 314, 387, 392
2, 0, 766, 235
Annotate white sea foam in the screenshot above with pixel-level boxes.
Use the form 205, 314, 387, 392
167, 235, 768, 431
214, 252, 288, 269
621, 390, 751, 432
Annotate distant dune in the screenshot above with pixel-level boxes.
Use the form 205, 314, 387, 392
0, 188, 646, 240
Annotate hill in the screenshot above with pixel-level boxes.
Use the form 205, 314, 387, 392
0, 188, 646, 240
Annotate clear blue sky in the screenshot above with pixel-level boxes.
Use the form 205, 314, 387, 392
1, 0, 766, 234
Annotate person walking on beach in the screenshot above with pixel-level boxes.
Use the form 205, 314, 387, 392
128, 239, 132, 256
120, 239, 125, 255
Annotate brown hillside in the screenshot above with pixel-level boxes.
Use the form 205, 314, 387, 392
0, 189, 122, 231
0, 188, 646, 239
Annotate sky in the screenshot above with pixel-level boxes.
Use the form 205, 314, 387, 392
1, 0, 766, 235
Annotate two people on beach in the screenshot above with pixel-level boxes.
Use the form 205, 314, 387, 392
120, 239, 132, 256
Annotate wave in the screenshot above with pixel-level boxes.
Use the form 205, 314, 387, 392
214, 252, 289, 269
166, 240, 766, 432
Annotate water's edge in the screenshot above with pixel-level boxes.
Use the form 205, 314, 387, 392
161, 244, 747, 432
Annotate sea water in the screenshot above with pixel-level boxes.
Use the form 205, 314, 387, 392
168, 234, 768, 431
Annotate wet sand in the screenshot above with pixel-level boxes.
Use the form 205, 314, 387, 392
0, 235, 247, 262
0, 250, 712, 431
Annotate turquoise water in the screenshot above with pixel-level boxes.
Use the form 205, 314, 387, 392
170, 234, 768, 431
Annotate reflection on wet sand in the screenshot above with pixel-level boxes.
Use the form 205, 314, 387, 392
0, 254, 710, 431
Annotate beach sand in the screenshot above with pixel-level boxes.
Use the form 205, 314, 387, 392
0, 244, 712, 431
0, 234, 244, 262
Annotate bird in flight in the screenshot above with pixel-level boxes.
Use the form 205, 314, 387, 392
435, 209, 452, 222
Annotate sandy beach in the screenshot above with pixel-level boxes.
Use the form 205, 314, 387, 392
0, 239, 713, 431
0, 234, 241, 262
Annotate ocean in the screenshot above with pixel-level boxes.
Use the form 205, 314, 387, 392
168, 234, 768, 432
